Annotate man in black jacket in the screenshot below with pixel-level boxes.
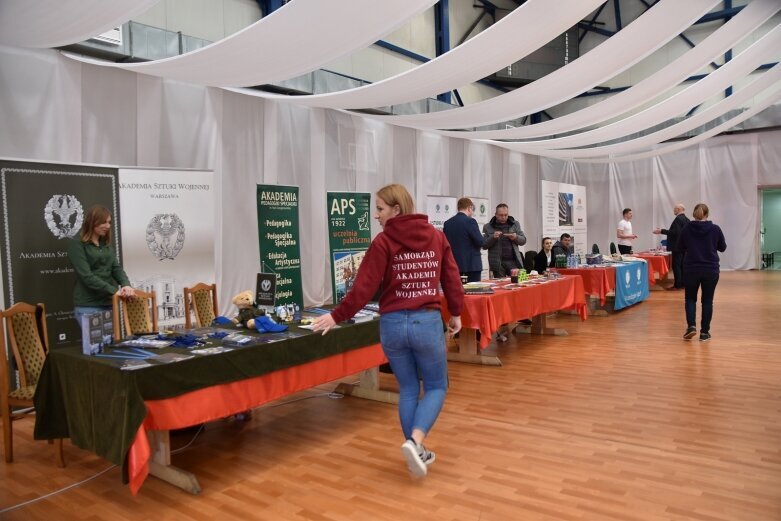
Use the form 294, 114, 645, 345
551, 233, 573, 263
654, 203, 690, 289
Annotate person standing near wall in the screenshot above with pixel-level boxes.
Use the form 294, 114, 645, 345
311, 184, 463, 478
617, 208, 637, 254
482, 203, 527, 277
443, 197, 484, 283
653, 203, 690, 289
677, 203, 726, 341
68, 205, 136, 325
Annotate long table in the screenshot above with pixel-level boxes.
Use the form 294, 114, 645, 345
557, 266, 615, 306
441, 275, 587, 366
559, 260, 651, 313
34, 322, 389, 495
634, 252, 672, 288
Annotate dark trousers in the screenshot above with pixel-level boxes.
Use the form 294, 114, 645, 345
461, 271, 481, 283
671, 251, 685, 288
492, 259, 521, 278
684, 271, 719, 332
618, 244, 632, 254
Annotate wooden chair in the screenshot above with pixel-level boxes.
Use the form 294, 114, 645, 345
1, 302, 64, 465
112, 290, 158, 340
183, 283, 218, 328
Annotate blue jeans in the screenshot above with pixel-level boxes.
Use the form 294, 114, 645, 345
380, 309, 448, 440
684, 271, 719, 332
74, 306, 111, 327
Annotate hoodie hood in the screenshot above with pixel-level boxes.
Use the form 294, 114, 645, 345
687, 220, 716, 236
382, 213, 439, 252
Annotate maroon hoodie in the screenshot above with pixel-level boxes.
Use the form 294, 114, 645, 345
330, 213, 464, 323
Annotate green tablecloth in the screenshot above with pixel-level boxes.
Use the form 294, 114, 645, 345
33, 322, 380, 473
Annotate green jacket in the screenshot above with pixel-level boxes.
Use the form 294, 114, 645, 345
67, 238, 130, 307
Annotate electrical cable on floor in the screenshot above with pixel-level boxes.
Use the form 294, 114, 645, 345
170, 423, 206, 455
0, 388, 350, 512
0, 464, 116, 514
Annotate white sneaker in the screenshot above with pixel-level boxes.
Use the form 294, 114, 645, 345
401, 439, 427, 477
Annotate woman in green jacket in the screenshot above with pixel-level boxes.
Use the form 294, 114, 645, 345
68, 205, 135, 325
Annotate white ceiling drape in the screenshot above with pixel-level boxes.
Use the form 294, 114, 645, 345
228, 0, 605, 109
502, 63, 781, 160
0, 0, 161, 49
64, 0, 437, 87
367, 0, 721, 129
439, 0, 780, 140
496, 26, 781, 153
548, 81, 781, 163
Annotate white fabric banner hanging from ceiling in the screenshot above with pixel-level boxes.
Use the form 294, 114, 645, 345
446, 0, 781, 140
523, 63, 781, 160
118, 168, 215, 329
500, 28, 781, 154
561, 84, 781, 163
64, 0, 437, 87
233, 0, 604, 109
452, 0, 781, 140
0, 0, 160, 48
540, 180, 587, 258
376, 0, 720, 130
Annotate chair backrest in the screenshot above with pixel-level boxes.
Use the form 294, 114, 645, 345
183, 282, 218, 328
609, 242, 617, 255
0, 302, 48, 391
112, 290, 158, 339
523, 250, 537, 273
592, 243, 600, 254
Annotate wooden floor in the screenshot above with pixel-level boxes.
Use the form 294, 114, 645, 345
1, 271, 780, 521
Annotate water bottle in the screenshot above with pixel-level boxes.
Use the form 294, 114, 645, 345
574, 254, 579, 268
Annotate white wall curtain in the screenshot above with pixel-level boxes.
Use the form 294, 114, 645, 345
539, 131, 781, 269
2, 47, 781, 315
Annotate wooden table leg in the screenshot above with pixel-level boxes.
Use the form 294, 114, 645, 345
335, 367, 400, 404
147, 430, 202, 494
446, 328, 502, 366
515, 314, 568, 336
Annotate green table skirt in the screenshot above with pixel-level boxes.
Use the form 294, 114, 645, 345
34, 322, 380, 471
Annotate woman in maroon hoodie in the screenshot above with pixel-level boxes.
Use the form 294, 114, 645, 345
677, 203, 726, 341
312, 184, 464, 478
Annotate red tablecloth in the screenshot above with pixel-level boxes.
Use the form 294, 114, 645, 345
557, 266, 616, 305
127, 344, 386, 494
634, 253, 671, 285
442, 275, 587, 349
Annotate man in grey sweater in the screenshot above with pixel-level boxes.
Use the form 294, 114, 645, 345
482, 203, 527, 278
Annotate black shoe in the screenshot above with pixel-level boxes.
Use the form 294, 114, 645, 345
699, 332, 711, 341
683, 326, 697, 340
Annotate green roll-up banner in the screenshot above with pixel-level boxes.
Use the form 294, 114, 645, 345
256, 185, 303, 308
327, 192, 372, 303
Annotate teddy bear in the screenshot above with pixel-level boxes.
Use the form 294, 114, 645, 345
231, 290, 265, 328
